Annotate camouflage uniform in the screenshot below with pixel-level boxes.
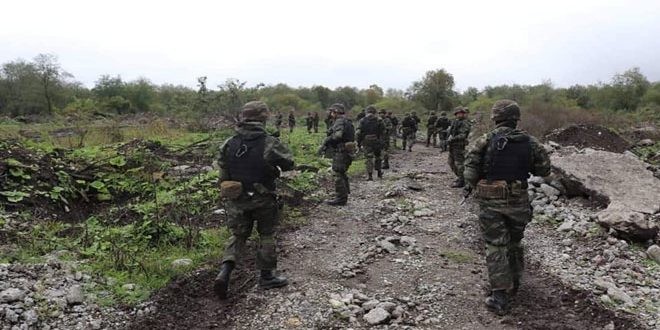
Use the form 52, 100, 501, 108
312, 112, 320, 133
215, 101, 294, 298
288, 113, 296, 133
388, 112, 399, 147
274, 113, 283, 129
321, 104, 355, 205
380, 111, 392, 169
435, 112, 451, 152
400, 114, 417, 151
464, 99, 551, 314
357, 107, 385, 180
447, 108, 471, 186
426, 112, 438, 147
305, 113, 313, 133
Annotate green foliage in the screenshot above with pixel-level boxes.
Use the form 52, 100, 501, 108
407, 69, 457, 111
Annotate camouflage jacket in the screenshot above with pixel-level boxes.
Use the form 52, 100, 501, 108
380, 115, 393, 136
356, 114, 385, 144
401, 115, 417, 131
448, 118, 471, 144
218, 121, 295, 184
323, 116, 355, 149
288, 114, 296, 124
464, 125, 551, 191
426, 115, 438, 129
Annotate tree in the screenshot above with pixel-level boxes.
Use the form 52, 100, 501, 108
311, 85, 331, 108
363, 84, 384, 105
407, 69, 457, 111
125, 77, 155, 112
609, 67, 650, 111
33, 53, 71, 114
93, 75, 125, 99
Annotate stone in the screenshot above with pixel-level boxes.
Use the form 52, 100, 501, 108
647, 245, 660, 264
171, 258, 193, 268
329, 299, 345, 309
392, 306, 405, 318
0, 288, 25, 303
22, 309, 38, 325
539, 184, 560, 197
557, 220, 575, 232
528, 176, 545, 186
376, 301, 397, 312
362, 300, 380, 311
363, 307, 390, 325
598, 208, 658, 241
603, 321, 615, 330
638, 139, 654, 147
400, 236, 416, 246
122, 283, 136, 291
66, 285, 84, 305
607, 287, 633, 305
378, 240, 397, 253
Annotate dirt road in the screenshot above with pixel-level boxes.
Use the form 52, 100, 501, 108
128, 144, 641, 329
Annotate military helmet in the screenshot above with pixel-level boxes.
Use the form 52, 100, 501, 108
330, 103, 346, 114
412, 111, 417, 115
378, 109, 386, 114
440, 111, 447, 116
240, 101, 270, 122
366, 105, 377, 114
491, 99, 521, 122
430, 111, 436, 116
453, 106, 467, 115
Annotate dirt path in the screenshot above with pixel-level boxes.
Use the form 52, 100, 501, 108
128, 144, 642, 330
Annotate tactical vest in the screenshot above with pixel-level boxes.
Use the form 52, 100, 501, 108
361, 116, 380, 137
402, 117, 415, 128
225, 134, 276, 191
341, 119, 355, 143
435, 117, 450, 129
427, 116, 437, 126
485, 133, 532, 182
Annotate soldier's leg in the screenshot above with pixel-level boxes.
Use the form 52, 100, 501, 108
253, 197, 280, 271
374, 147, 382, 171
456, 146, 466, 181
505, 206, 532, 293
222, 205, 254, 266
448, 147, 458, 176
364, 146, 375, 179
426, 129, 431, 147
479, 207, 513, 292
382, 142, 390, 169
402, 134, 407, 150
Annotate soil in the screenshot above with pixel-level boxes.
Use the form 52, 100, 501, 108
125, 144, 642, 330
545, 124, 631, 153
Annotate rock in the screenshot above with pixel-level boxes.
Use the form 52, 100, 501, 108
362, 300, 380, 311
378, 240, 397, 253
406, 180, 423, 191
0, 288, 25, 303
540, 184, 560, 197
171, 258, 193, 268
5, 308, 19, 323
122, 283, 136, 291
603, 321, 615, 330
66, 285, 84, 305
400, 236, 416, 246
557, 220, 575, 232
528, 176, 545, 186
638, 139, 654, 147
392, 306, 405, 319
363, 307, 390, 325
329, 299, 345, 309
607, 287, 633, 305
22, 309, 38, 325
552, 148, 660, 241
376, 302, 397, 312
647, 245, 660, 264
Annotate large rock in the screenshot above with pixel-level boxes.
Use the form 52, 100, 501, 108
363, 307, 390, 325
552, 149, 660, 241
0, 288, 25, 303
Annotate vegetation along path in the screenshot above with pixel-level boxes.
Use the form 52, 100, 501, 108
128, 144, 641, 330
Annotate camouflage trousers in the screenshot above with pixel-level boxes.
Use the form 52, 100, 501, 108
437, 131, 448, 151
478, 199, 531, 291
448, 142, 466, 179
362, 139, 382, 175
332, 150, 352, 200
382, 134, 390, 167
222, 193, 280, 270
401, 129, 416, 150
426, 128, 437, 147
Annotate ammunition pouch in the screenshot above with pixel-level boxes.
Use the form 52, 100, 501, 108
344, 141, 358, 153
475, 180, 508, 200
220, 181, 243, 200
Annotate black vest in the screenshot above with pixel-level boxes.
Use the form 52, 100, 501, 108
485, 133, 532, 182
361, 116, 379, 137
225, 135, 276, 190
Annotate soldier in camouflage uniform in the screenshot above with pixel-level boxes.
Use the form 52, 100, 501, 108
426, 111, 438, 147
312, 112, 320, 133
288, 111, 296, 133
305, 112, 313, 133
214, 101, 295, 299
357, 105, 386, 180
435, 111, 451, 152
464, 99, 551, 315
379, 109, 392, 169
400, 113, 417, 152
447, 107, 472, 187
388, 111, 399, 148
274, 112, 283, 130
319, 103, 355, 206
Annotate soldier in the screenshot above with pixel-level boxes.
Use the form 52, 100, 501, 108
400, 112, 417, 152
447, 107, 471, 187
426, 111, 438, 147
312, 112, 320, 133
324, 111, 334, 130
411, 111, 421, 126
388, 111, 399, 148
319, 103, 355, 206
305, 112, 313, 133
435, 111, 451, 152
214, 101, 295, 299
379, 109, 392, 169
356, 108, 366, 122
464, 99, 550, 315
274, 112, 283, 130
357, 105, 385, 180
288, 110, 296, 133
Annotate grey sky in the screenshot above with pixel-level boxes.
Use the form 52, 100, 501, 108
2, 0, 659, 91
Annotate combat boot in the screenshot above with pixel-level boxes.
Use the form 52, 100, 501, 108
485, 290, 509, 315
510, 278, 520, 296
259, 270, 288, 289
382, 161, 389, 170
377, 170, 383, 178
367, 173, 373, 181
213, 261, 234, 299
451, 178, 465, 188
325, 197, 347, 206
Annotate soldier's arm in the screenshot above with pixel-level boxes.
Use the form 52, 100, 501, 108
453, 122, 470, 141
463, 134, 489, 189
218, 138, 232, 181
265, 136, 295, 172
530, 136, 551, 177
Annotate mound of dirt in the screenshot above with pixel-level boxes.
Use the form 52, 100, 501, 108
546, 124, 631, 153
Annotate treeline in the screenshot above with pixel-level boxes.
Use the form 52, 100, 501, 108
1, 54, 659, 122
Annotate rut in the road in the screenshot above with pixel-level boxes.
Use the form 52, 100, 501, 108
128, 145, 642, 330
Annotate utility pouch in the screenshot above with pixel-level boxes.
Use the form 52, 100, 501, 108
220, 180, 243, 200
475, 180, 508, 200
344, 142, 358, 153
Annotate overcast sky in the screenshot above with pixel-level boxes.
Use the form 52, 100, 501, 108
2, 0, 659, 91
